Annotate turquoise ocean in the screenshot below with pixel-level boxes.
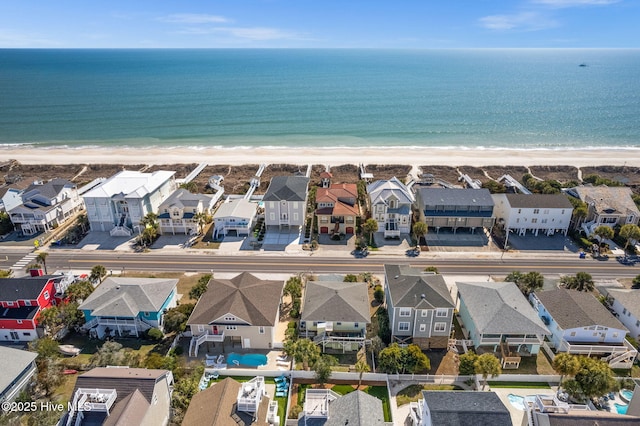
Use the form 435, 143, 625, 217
0, 48, 639, 151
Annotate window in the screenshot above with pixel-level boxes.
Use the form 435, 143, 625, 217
518, 209, 522, 214
354, 322, 359, 328
399, 308, 411, 317
43, 291, 50, 300
23, 332, 31, 336
398, 322, 410, 332
224, 315, 235, 321
543, 209, 549, 214
613, 332, 619, 338
24, 300, 31, 306
17, 320, 22, 324
197, 325, 205, 332
623, 308, 627, 315
533, 209, 540, 214
434, 322, 447, 332
225, 325, 237, 330
421, 310, 428, 317
259, 327, 265, 334
321, 216, 328, 223
436, 308, 448, 317
570, 331, 576, 337
336, 322, 342, 326
6, 301, 13, 307
531, 218, 538, 224
270, 213, 275, 221
419, 324, 426, 332
636, 320, 640, 328
300, 321, 306, 329
541, 219, 547, 224
144, 312, 150, 317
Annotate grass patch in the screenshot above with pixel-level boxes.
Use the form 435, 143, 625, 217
488, 381, 551, 389
331, 384, 356, 395
396, 384, 460, 406
363, 386, 391, 422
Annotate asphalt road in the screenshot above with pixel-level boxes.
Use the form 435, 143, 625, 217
16, 250, 638, 278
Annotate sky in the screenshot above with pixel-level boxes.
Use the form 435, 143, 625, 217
0, 0, 638, 48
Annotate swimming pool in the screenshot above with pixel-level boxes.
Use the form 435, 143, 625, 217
227, 353, 268, 367
620, 389, 634, 403
615, 403, 629, 415
508, 394, 525, 410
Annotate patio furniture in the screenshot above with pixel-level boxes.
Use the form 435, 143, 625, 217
275, 391, 287, 398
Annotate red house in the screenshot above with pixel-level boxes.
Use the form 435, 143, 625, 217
0, 276, 60, 342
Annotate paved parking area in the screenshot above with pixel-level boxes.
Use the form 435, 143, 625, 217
504, 232, 579, 252
262, 226, 303, 251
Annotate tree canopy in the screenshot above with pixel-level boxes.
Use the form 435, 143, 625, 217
378, 343, 430, 374
189, 274, 211, 300
560, 272, 595, 292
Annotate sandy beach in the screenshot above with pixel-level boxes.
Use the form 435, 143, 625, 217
3, 146, 639, 167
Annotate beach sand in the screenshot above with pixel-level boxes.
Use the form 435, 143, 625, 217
2, 146, 638, 167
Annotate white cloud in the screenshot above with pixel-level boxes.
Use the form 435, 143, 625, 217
158, 13, 231, 24
174, 26, 304, 41
479, 12, 557, 31
532, 0, 619, 7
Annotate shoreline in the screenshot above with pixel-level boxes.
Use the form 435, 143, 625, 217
2, 146, 639, 167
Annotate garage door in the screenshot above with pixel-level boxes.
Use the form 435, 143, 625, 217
346, 227, 354, 234
320, 227, 329, 234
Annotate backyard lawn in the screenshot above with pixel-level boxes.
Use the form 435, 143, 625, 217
396, 384, 461, 406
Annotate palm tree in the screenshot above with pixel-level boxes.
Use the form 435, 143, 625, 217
355, 359, 370, 389
552, 353, 580, 389
474, 353, 502, 390
363, 218, 378, 246
412, 222, 427, 245
593, 225, 614, 242
90, 265, 107, 283
36, 252, 48, 274
139, 212, 159, 231
620, 224, 640, 256
520, 271, 544, 296
560, 272, 595, 292
193, 212, 208, 235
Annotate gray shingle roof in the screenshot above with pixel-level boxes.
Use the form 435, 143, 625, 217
158, 188, 212, 210
23, 178, 75, 200
605, 288, 640, 320
0, 276, 52, 300
213, 198, 258, 219
262, 176, 309, 202
187, 272, 284, 327
0, 346, 37, 396
384, 265, 455, 309
301, 281, 370, 324
505, 193, 573, 209
421, 391, 512, 426
325, 390, 385, 426
78, 277, 177, 317
367, 177, 414, 205
416, 188, 494, 208
456, 281, 550, 336
573, 185, 640, 217
535, 288, 627, 331
74, 367, 168, 404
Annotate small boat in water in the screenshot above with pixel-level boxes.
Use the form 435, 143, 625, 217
579, 63, 588, 67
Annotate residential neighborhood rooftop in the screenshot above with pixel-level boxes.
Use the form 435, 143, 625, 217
416, 187, 494, 207
384, 265, 455, 309
82, 170, 176, 199
262, 175, 309, 202
572, 184, 640, 216
504, 193, 573, 209
301, 280, 370, 324
0, 345, 37, 397
456, 281, 549, 336
534, 288, 627, 331
421, 391, 512, 426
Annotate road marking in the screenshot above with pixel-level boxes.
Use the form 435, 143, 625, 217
10, 253, 38, 271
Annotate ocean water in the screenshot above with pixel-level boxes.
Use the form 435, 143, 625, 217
0, 48, 639, 150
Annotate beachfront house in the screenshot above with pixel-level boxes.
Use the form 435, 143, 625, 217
187, 272, 285, 356
82, 170, 176, 236
182, 376, 275, 426
157, 188, 216, 235
315, 181, 360, 236
300, 388, 386, 426
263, 175, 309, 229
415, 188, 495, 234
0, 276, 64, 342
212, 198, 258, 239
456, 281, 550, 368
367, 177, 414, 238
384, 264, 455, 349
8, 178, 83, 235
531, 288, 637, 369
602, 288, 640, 341
492, 193, 573, 240
409, 391, 511, 426
0, 346, 38, 403
569, 184, 640, 235
63, 367, 173, 426
299, 280, 370, 352
79, 277, 178, 339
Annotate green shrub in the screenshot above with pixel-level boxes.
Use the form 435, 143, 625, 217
374, 285, 384, 304
147, 328, 163, 341
288, 404, 303, 419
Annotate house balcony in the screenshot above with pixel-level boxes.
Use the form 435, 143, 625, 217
72, 388, 118, 413
479, 335, 543, 346
189, 330, 225, 357
556, 338, 638, 368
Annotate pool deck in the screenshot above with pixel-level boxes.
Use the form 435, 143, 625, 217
491, 387, 556, 426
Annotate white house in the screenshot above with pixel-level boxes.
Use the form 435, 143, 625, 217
531, 288, 637, 369
492, 193, 573, 240
602, 288, 640, 341
212, 198, 258, 239
367, 177, 414, 237
157, 188, 216, 235
0, 346, 37, 403
8, 178, 83, 235
82, 170, 176, 236
263, 176, 309, 228
570, 185, 640, 234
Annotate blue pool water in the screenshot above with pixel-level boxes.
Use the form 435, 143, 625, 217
227, 353, 268, 367
615, 403, 629, 415
508, 394, 525, 410
621, 389, 634, 401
